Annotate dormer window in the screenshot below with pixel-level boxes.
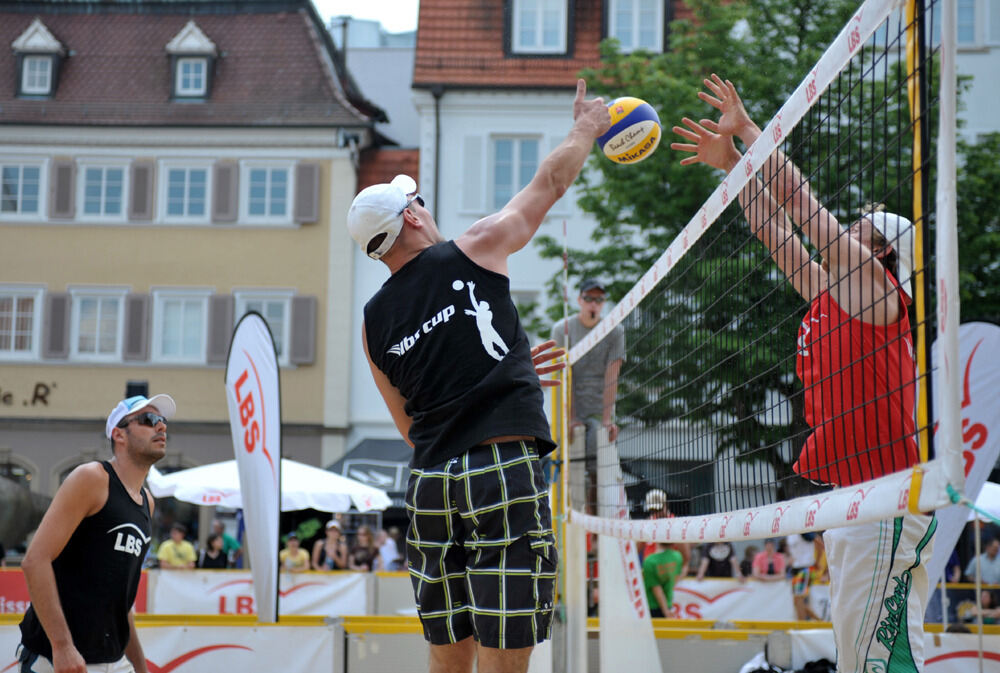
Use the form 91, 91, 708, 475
176, 57, 208, 97
166, 21, 217, 100
22, 56, 53, 94
12, 19, 65, 98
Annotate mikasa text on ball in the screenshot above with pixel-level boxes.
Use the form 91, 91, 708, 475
597, 96, 661, 164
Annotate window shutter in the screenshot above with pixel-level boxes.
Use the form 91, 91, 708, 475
122, 294, 150, 361
212, 161, 238, 223
289, 295, 317, 365
130, 161, 155, 221
49, 160, 75, 219
206, 294, 234, 365
42, 293, 71, 360
461, 136, 483, 212
294, 162, 320, 224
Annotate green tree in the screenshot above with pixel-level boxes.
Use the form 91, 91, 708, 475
956, 133, 1000, 322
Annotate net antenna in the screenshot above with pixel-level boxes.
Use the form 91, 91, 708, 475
566, 0, 962, 546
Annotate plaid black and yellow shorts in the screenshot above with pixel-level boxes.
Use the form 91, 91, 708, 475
405, 439, 557, 650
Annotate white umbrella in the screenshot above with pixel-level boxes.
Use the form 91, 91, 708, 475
967, 482, 1000, 523
146, 458, 391, 512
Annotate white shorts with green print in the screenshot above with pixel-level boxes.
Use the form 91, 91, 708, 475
824, 512, 936, 673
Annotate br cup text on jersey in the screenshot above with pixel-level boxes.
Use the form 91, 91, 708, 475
387, 305, 457, 357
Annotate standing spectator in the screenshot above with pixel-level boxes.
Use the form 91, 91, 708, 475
0, 540, 5, 568
695, 541, 744, 581
211, 519, 241, 565
740, 545, 759, 578
751, 539, 786, 582
18, 392, 175, 673
157, 523, 196, 570
348, 525, 380, 572
964, 538, 1000, 585
377, 527, 403, 571
279, 532, 310, 573
643, 542, 686, 618
946, 549, 962, 584
312, 520, 348, 570
197, 533, 229, 569
640, 490, 691, 568
786, 533, 822, 620
550, 279, 625, 513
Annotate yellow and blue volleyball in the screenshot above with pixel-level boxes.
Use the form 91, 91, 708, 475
597, 96, 661, 164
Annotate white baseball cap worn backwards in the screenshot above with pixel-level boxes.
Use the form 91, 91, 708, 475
868, 211, 915, 299
105, 394, 177, 439
347, 174, 418, 260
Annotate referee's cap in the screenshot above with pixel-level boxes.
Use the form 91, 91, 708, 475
106, 394, 176, 439
347, 175, 418, 260
868, 211, 914, 299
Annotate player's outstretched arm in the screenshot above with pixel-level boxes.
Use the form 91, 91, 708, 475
457, 79, 611, 275
698, 75, 899, 322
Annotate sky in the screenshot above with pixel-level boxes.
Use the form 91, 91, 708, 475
313, 0, 419, 34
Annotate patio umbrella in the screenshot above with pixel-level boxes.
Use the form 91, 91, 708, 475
146, 458, 391, 512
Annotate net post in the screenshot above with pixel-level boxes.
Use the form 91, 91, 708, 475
935, 0, 965, 493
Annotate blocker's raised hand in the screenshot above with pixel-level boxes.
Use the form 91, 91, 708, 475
670, 117, 741, 172
531, 339, 567, 388
698, 74, 757, 141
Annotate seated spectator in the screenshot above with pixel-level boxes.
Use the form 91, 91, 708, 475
961, 589, 1000, 624
695, 541, 744, 582
740, 545, 758, 578
279, 532, 310, 573
751, 539, 786, 581
643, 542, 685, 618
964, 538, 1000, 585
377, 527, 403, 572
157, 523, 196, 569
312, 519, 348, 570
198, 533, 229, 569
211, 518, 242, 565
348, 525, 380, 571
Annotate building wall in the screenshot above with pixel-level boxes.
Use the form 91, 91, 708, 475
0, 126, 356, 493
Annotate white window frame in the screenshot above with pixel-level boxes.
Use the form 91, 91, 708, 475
512, 0, 568, 54
77, 159, 130, 223
239, 161, 295, 225
608, 0, 664, 53
234, 290, 293, 366
21, 55, 53, 95
69, 287, 127, 363
175, 57, 208, 97
0, 285, 44, 361
0, 159, 46, 221
986, 0, 1000, 46
151, 288, 210, 364
490, 136, 541, 210
158, 160, 213, 224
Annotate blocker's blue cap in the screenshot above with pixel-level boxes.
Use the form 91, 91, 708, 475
105, 394, 176, 438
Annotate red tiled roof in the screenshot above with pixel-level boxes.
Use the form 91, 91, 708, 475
413, 1, 694, 90
0, 3, 371, 127
357, 148, 420, 193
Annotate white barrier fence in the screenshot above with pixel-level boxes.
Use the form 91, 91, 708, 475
148, 569, 369, 616
1, 622, 338, 673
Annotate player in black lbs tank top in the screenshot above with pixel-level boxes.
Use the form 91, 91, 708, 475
18, 394, 177, 672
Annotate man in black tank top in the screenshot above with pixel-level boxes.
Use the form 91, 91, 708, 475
347, 80, 610, 673
17, 394, 176, 673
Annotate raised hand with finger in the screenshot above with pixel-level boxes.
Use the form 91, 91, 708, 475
697, 74, 760, 145
669, 117, 741, 173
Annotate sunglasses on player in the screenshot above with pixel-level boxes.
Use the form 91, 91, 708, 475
581, 295, 606, 304
398, 193, 425, 215
118, 411, 167, 429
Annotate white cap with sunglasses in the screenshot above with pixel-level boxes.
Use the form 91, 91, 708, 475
868, 211, 914, 300
105, 394, 177, 439
347, 174, 420, 260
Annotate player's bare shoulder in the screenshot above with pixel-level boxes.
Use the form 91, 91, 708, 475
60, 461, 111, 515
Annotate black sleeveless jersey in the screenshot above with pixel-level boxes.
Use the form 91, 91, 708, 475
20, 461, 151, 663
364, 241, 555, 468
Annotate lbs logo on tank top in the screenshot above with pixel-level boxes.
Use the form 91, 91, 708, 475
387, 279, 509, 362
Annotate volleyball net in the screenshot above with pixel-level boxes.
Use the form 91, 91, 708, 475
557, 0, 962, 546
